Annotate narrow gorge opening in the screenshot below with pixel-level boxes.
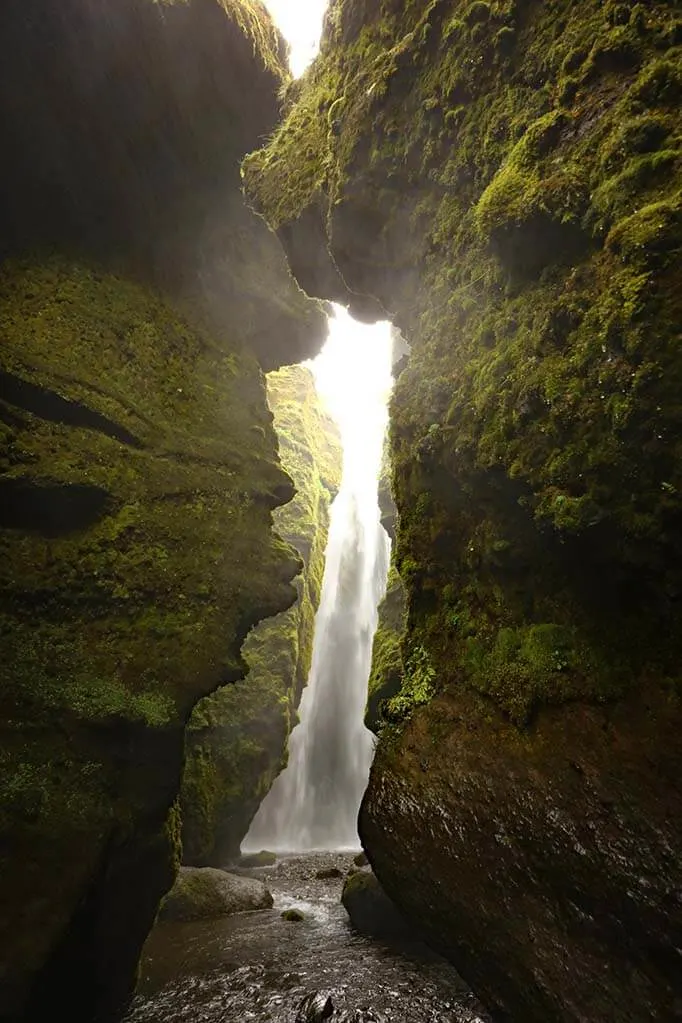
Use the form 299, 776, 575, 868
244, 306, 393, 852
5, 0, 676, 1019
235, 0, 394, 854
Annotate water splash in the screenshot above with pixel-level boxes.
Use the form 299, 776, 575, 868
244, 307, 392, 852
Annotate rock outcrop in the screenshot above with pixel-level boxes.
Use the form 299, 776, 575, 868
243, 0, 682, 1019
365, 566, 405, 731
341, 870, 409, 940
181, 365, 341, 865
0, 2, 325, 1020
158, 866, 272, 921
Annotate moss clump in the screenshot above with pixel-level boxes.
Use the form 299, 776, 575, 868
465, 2, 490, 27
158, 866, 273, 921
474, 112, 590, 277
383, 645, 436, 724
281, 908, 305, 921
181, 366, 342, 864
366, 566, 406, 730
463, 623, 623, 725
215, 0, 287, 77
605, 195, 682, 266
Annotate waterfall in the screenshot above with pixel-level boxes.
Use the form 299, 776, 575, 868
244, 306, 392, 852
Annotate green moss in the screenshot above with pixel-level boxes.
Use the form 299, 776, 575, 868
215, 0, 287, 76
0, 258, 296, 725
383, 645, 436, 724
239, 849, 277, 867
474, 112, 590, 276
181, 365, 342, 864
281, 908, 305, 921
465, 3, 490, 27
366, 566, 406, 730
243, 0, 682, 735
462, 623, 622, 725
0, 254, 299, 1014
605, 194, 682, 266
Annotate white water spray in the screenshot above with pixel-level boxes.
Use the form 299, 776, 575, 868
244, 307, 392, 852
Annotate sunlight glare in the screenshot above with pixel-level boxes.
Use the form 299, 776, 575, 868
262, 0, 328, 76
309, 305, 393, 498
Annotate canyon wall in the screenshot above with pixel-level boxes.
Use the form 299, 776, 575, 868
181, 365, 341, 864
0, 2, 324, 1020
244, 0, 682, 1018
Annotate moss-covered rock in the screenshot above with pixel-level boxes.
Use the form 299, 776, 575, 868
365, 566, 406, 731
0, 0, 325, 370
238, 850, 278, 868
244, 0, 682, 1018
0, 2, 326, 1020
181, 366, 342, 865
158, 866, 272, 921
341, 870, 409, 939
281, 908, 306, 921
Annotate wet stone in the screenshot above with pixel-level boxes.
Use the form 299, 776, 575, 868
282, 908, 306, 922
125, 853, 491, 1023
296, 991, 334, 1022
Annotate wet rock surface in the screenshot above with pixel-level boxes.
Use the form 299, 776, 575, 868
159, 868, 273, 923
242, 0, 682, 1018
341, 871, 410, 940
126, 854, 490, 1023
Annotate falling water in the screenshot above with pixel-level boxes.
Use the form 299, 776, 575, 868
244, 306, 393, 852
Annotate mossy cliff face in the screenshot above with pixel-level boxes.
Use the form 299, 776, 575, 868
181, 365, 341, 865
0, 2, 324, 1020
0, 0, 325, 370
366, 447, 406, 731
365, 564, 406, 732
244, 1, 682, 1019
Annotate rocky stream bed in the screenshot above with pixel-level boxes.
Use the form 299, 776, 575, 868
125, 853, 491, 1023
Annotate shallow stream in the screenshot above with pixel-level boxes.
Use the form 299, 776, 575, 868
126, 853, 490, 1023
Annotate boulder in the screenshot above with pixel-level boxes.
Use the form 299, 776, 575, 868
159, 867, 272, 922
315, 867, 343, 880
341, 871, 410, 940
295, 992, 334, 1023
281, 908, 305, 922
238, 849, 277, 868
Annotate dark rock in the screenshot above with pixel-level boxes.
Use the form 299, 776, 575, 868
158, 867, 272, 922
315, 867, 344, 880
353, 851, 369, 868
295, 991, 334, 1022
238, 850, 278, 868
341, 871, 410, 940
281, 908, 305, 922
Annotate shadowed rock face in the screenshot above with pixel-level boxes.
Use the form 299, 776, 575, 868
0, 2, 325, 1020
180, 367, 342, 866
0, 0, 325, 370
242, 0, 682, 1018
158, 867, 273, 922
